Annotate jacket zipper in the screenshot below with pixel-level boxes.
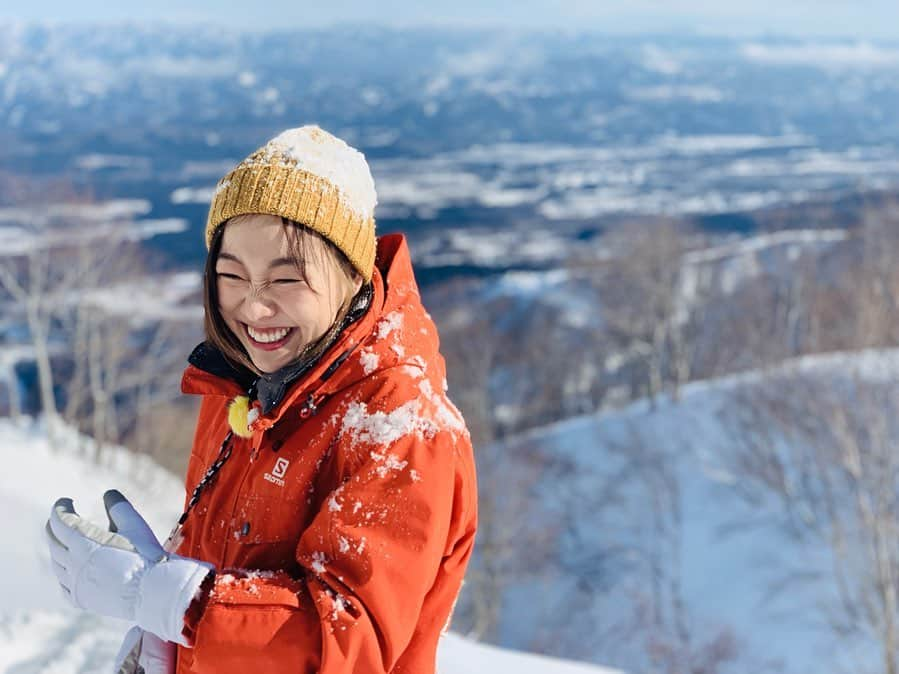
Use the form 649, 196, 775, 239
219, 395, 323, 565
220, 433, 260, 565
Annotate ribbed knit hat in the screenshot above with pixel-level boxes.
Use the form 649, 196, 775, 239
206, 125, 378, 281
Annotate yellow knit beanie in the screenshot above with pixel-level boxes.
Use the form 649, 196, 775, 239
205, 125, 378, 281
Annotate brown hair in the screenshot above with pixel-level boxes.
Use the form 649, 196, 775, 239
203, 215, 362, 377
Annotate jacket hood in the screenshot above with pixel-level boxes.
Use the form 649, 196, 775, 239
181, 233, 446, 431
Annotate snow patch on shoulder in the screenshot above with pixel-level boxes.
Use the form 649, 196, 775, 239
359, 347, 380, 375
370, 450, 409, 478
419, 378, 467, 433
377, 311, 404, 340
340, 399, 437, 446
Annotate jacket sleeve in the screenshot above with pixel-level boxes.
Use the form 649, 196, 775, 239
184, 371, 476, 673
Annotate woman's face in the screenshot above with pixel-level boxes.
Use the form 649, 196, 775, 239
215, 214, 358, 373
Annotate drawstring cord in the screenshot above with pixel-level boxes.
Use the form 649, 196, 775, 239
163, 430, 235, 552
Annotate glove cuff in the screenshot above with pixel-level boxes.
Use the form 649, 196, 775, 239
136, 556, 214, 646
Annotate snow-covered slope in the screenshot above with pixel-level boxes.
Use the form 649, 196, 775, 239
476, 349, 899, 673
0, 417, 619, 674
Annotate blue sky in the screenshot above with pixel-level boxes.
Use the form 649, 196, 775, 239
2, 0, 898, 40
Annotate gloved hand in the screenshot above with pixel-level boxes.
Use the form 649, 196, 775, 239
45, 489, 213, 646
114, 626, 176, 674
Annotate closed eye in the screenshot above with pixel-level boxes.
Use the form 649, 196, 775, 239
216, 272, 246, 281
273, 278, 303, 285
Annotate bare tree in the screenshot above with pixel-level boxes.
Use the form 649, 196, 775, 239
0, 243, 96, 440
61, 270, 202, 465
606, 425, 746, 674
577, 221, 698, 407
511, 414, 751, 673
438, 301, 507, 640
59, 241, 160, 450
0, 179, 200, 459
724, 372, 899, 674
0, 349, 24, 419
0, 180, 116, 436
121, 318, 201, 473
849, 205, 899, 349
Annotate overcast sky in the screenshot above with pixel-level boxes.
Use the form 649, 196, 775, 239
2, 0, 897, 40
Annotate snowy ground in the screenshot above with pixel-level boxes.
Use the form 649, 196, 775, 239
490, 349, 899, 672
0, 417, 618, 674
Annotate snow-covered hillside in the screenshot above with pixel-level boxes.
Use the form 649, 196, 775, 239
0, 418, 619, 674
474, 349, 899, 673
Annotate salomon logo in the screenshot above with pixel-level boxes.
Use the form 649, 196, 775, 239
273, 458, 289, 478
264, 458, 290, 487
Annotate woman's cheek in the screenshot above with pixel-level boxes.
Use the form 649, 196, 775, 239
217, 289, 243, 317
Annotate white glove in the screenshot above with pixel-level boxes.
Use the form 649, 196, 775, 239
114, 626, 176, 674
45, 489, 213, 646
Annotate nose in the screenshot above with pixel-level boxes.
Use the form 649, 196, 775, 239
243, 289, 277, 322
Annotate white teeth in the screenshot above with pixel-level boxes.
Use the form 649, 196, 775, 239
247, 326, 291, 343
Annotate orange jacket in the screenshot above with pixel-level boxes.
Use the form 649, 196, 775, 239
175, 234, 478, 674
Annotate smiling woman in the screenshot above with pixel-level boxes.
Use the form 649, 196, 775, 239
44, 125, 478, 674
207, 214, 363, 374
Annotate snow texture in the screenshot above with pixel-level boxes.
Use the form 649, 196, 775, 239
495, 348, 899, 673
376, 311, 404, 340
340, 399, 436, 447
359, 348, 380, 375
254, 125, 377, 221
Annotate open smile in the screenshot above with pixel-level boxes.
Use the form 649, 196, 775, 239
243, 323, 295, 351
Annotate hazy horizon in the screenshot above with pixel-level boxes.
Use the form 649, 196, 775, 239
2, 1, 898, 41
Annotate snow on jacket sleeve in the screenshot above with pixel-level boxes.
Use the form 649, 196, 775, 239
184, 368, 476, 674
